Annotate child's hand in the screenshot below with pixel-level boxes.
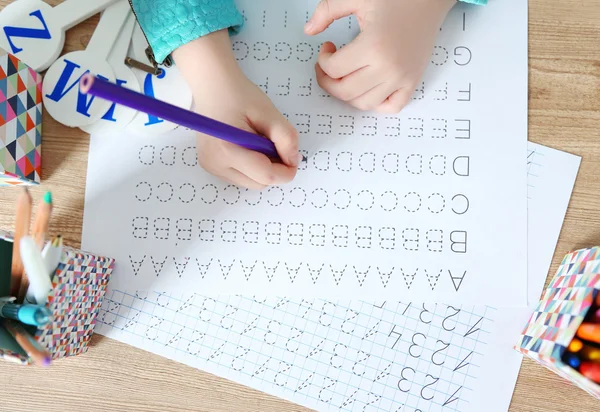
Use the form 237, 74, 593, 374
305, 0, 456, 113
173, 31, 301, 190
192, 72, 301, 190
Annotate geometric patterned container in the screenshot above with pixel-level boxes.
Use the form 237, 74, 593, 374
0, 230, 114, 364
515, 246, 600, 400
0, 49, 42, 186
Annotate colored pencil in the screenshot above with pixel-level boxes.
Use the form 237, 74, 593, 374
19, 192, 53, 300
31, 192, 52, 249
2, 319, 51, 366
10, 188, 32, 297
80, 74, 307, 163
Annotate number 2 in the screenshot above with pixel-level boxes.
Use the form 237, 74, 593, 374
421, 374, 439, 400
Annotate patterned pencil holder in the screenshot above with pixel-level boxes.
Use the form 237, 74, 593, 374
0, 48, 43, 186
0, 230, 114, 365
515, 247, 600, 400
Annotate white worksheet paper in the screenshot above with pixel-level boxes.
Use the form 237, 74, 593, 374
525, 145, 580, 303
82, 0, 528, 303
91, 143, 579, 412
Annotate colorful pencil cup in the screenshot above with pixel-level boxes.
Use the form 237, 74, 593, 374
515, 246, 600, 400
0, 230, 114, 364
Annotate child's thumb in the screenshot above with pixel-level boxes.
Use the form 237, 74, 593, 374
251, 106, 302, 168
305, 0, 358, 35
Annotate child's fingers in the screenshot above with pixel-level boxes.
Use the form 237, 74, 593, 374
305, 0, 359, 35
315, 64, 379, 102
375, 88, 413, 114
349, 83, 398, 112
233, 151, 297, 186
198, 137, 293, 187
227, 143, 297, 186
220, 168, 267, 191
247, 104, 302, 168
317, 41, 368, 80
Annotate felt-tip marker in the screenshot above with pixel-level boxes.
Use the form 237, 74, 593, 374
0, 297, 51, 327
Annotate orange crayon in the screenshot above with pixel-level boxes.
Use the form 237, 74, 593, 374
576, 323, 600, 344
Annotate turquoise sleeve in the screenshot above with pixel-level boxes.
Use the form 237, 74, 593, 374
129, 0, 244, 65
459, 0, 487, 4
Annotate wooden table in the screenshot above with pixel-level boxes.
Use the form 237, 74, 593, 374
0, 0, 598, 410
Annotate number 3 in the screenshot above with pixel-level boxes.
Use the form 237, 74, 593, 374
398, 367, 415, 392
409, 333, 426, 358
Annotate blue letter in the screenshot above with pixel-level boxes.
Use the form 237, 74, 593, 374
101, 78, 127, 122
143, 70, 166, 126
3, 10, 51, 54
45, 59, 108, 117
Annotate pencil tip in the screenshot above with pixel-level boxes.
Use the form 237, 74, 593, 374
20, 186, 32, 200
43, 191, 52, 204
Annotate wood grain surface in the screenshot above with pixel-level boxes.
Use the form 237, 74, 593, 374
0, 0, 598, 411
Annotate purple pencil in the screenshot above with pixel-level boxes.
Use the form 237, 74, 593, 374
80, 74, 297, 161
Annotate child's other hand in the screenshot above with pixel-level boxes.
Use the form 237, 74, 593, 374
305, 0, 456, 113
173, 31, 301, 190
